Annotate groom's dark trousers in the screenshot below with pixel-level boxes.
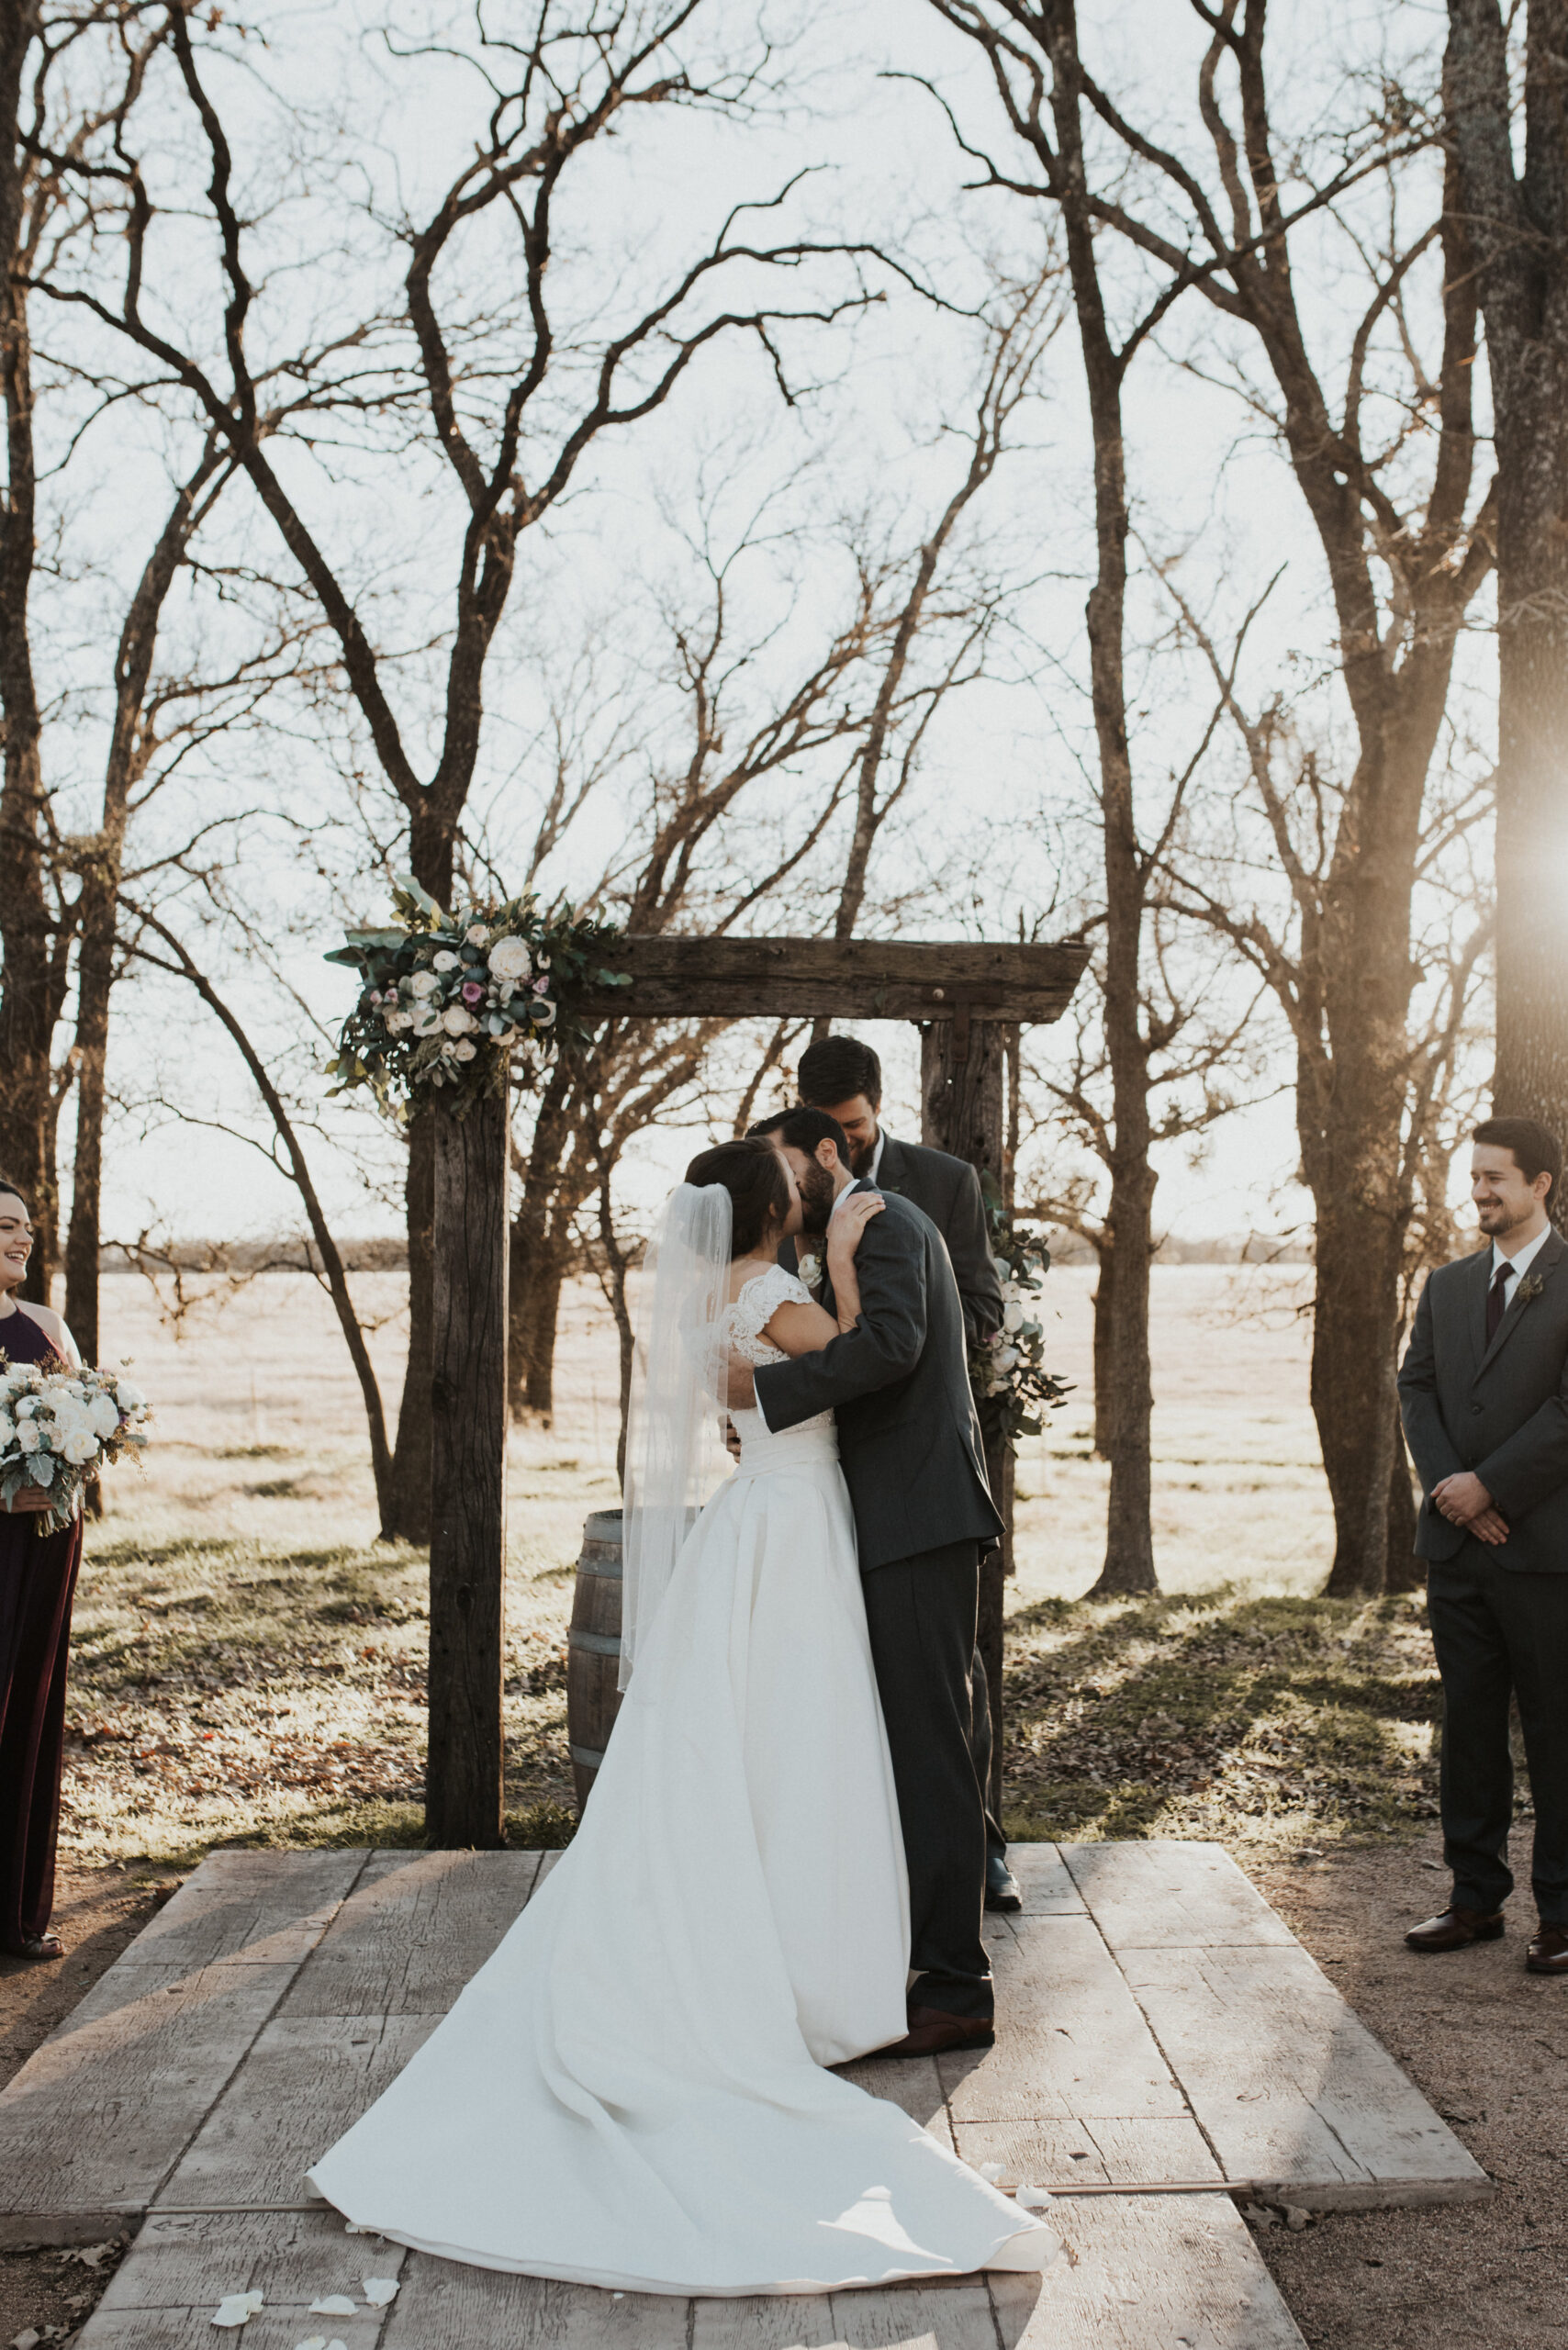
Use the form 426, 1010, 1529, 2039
754, 1188, 1002, 2023
1399, 1227, 1568, 1924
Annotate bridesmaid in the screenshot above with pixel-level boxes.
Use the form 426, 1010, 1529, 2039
0, 1184, 84, 1960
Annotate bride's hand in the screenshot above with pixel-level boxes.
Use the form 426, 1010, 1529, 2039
826, 1192, 883, 1278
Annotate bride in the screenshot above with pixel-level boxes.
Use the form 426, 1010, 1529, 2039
308, 1136, 1057, 2295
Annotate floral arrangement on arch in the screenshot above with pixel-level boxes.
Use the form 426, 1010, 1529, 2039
0, 1360, 151, 1533
326, 876, 628, 1109
970, 1177, 1072, 1452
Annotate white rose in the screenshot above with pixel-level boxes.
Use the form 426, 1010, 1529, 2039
87, 1394, 119, 1438
384, 1009, 413, 1034
15, 1398, 36, 1419
0, 1414, 13, 1449
465, 923, 490, 946
486, 936, 532, 982
410, 1006, 442, 1037
995, 1346, 1019, 1371
408, 969, 439, 999
432, 949, 460, 971
62, 1428, 97, 1465
441, 1004, 477, 1035
1002, 1302, 1025, 1334
114, 1380, 145, 1413
453, 1037, 477, 1062
17, 1423, 40, 1453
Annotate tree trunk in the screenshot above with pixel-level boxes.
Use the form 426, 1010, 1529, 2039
1446, 3, 1568, 1184
1090, 1237, 1114, 1459
1385, 1409, 1425, 1595
386, 1108, 435, 1543
426, 1089, 510, 1850
1315, 1192, 1407, 1595
520, 1258, 566, 1419
62, 874, 112, 1365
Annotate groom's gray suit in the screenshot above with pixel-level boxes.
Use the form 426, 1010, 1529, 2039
755, 1182, 1002, 2021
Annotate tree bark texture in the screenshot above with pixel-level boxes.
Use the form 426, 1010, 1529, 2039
0, 4, 62, 1303
1091, 1239, 1114, 1460
426, 1089, 510, 1850
1447, 1, 1568, 1184
386, 1110, 435, 1543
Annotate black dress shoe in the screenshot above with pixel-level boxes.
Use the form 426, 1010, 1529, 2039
866, 2006, 996, 2059
985, 1852, 1022, 1912
1405, 1906, 1505, 1953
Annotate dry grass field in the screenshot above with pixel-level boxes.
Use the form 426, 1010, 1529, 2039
54, 1259, 1440, 1874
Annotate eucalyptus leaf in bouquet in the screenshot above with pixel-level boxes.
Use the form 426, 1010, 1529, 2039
326, 878, 629, 1114
0, 1360, 152, 1534
969, 1175, 1072, 1452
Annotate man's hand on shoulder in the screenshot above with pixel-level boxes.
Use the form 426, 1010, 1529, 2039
1432, 1471, 1509, 1544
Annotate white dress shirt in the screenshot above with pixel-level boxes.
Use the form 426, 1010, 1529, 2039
1488, 1221, 1551, 1325
867, 1128, 887, 1184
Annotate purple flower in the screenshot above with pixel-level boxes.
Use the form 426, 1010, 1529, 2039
461, 980, 485, 1004
532, 975, 550, 994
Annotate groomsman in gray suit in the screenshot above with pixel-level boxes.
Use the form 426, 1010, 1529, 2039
789, 1035, 1020, 1914
1398, 1117, 1568, 1974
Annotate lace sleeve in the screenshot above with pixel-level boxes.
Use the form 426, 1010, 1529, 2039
728, 1265, 813, 1361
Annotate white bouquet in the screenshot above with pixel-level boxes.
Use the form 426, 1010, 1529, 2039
0, 1362, 151, 1533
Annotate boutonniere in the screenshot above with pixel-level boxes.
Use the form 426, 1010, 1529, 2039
797, 1252, 823, 1292
1518, 1271, 1547, 1304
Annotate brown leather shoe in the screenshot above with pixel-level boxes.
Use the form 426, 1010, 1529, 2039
1526, 1923, 1568, 1975
865, 2005, 995, 2059
1405, 1906, 1505, 1953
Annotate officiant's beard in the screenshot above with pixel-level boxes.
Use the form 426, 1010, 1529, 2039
797, 1158, 837, 1235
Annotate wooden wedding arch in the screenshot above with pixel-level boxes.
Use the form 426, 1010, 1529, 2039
425, 933, 1090, 1849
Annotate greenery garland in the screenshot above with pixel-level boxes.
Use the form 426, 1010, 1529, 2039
326, 876, 628, 1111
970, 1174, 1073, 1451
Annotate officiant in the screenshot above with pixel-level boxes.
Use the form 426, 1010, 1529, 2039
783, 1035, 1018, 1915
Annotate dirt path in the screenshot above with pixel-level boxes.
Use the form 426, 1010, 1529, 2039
1253, 1830, 1566, 2347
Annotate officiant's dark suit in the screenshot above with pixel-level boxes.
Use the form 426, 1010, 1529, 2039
756, 1177, 1002, 2035
1398, 1215, 1568, 1942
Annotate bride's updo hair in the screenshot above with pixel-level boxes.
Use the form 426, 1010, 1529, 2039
684, 1136, 791, 1259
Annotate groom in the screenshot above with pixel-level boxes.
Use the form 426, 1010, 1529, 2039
727, 1105, 1003, 2055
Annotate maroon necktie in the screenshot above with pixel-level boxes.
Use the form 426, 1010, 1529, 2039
1486, 1259, 1514, 1344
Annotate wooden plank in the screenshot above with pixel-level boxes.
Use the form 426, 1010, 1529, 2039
1120, 1943, 1491, 2206
696, 2280, 1000, 2350
834, 2054, 955, 2153
990, 2192, 1306, 2347
940, 1917, 1187, 2123
87, 2206, 405, 2316
1006, 1845, 1083, 1915
951, 2116, 1221, 2188
107, 1848, 368, 1973
378, 2263, 691, 2347
427, 1087, 510, 1850
690, 2296, 838, 2349
585, 935, 1089, 1024
1061, 1841, 1295, 1948
0, 1960, 305, 2244
156, 2013, 437, 2211
281, 1849, 541, 2017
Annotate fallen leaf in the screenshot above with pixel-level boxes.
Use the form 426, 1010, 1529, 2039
363, 2278, 398, 2305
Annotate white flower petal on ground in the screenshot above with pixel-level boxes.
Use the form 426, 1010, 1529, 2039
362, 2277, 398, 2304
291, 2338, 328, 2350
211, 2288, 264, 2326
307, 2296, 357, 2317
1017, 2185, 1055, 2210
975, 2161, 1005, 2183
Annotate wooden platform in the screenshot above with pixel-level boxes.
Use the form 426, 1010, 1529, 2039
0, 1842, 1488, 2347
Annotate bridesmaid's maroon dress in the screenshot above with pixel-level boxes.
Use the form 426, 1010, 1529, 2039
0, 1306, 84, 1951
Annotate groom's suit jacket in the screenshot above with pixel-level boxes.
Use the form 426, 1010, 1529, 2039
782, 1137, 1002, 1345
755, 1183, 1002, 1572
1398, 1228, 1568, 1572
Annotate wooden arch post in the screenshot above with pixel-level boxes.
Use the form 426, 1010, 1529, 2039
422, 934, 1087, 1850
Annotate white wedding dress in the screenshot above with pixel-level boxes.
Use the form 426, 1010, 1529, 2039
308, 1265, 1056, 2295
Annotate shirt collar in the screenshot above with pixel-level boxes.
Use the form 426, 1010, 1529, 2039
1492, 1224, 1551, 1283
827, 1179, 858, 1225
868, 1127, 888, 1184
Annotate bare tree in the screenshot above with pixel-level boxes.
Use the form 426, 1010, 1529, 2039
33, 1, 908, 1532
1446, 1, 1568, 1179
929, 0, 1495, 1593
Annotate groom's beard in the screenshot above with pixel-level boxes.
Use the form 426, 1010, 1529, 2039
797, 1160, 837, 1235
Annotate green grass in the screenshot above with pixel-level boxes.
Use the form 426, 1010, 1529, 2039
63, 1518, 1444, 1874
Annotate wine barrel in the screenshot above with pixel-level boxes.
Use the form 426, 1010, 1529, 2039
566, 1509, 624, 1811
